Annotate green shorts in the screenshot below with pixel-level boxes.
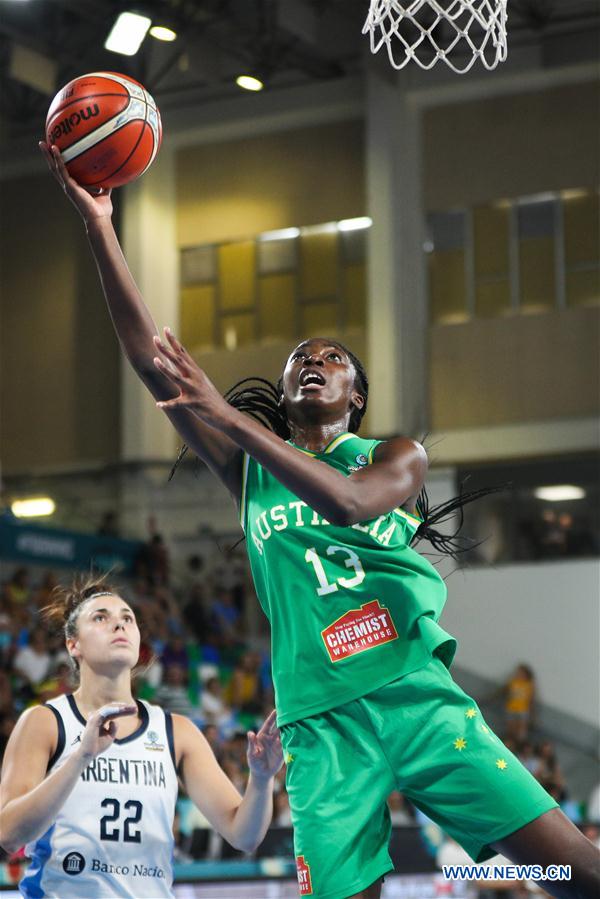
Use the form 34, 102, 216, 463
280, 657, 557, 899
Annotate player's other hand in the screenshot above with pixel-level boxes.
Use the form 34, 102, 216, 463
38, 141, 113, 224
246, 710, 283, 782
75, 702, 138, 762
153, 327, 234, 430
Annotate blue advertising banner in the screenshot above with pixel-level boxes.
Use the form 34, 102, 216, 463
0, 517, 142, 575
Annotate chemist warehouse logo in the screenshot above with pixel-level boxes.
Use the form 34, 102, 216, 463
321, 600, 398, 662
296, 855, 313, 894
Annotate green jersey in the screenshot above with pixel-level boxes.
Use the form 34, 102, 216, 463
240, 432, 456, 725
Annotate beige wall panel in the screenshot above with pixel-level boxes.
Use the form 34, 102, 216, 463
0, 175, 119, 474
176, 121, 365, 246
424, 82, 600, 209
429, 306, 600, 430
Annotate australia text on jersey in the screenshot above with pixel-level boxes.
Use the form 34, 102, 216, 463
80, 756, 168, 788
250, 501, 397, 555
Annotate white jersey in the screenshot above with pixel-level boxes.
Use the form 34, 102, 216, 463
20, 694, 178, 898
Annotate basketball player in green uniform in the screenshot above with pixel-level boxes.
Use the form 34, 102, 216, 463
41, 141, 599, 899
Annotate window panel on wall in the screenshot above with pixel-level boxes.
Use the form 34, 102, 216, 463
473, 203, 510, 317
218, 241, 256, 310
340, 228, 367, 265
566, 269, 600, 307
563, 191, 600, 306
257, 236, 298, 275
220, 313, 255, 349
427, 211, 468, 323
343, 264, 366, 329
473, 204, 510, 277
258, 273, 296, 342
300, 302, 338, 336
300, 228, 338, 300
563, 191, 600, 267
517, 199, 556, 311
475, 280, 511, 318
181, 245, 216, 285
180, 285, 216, 349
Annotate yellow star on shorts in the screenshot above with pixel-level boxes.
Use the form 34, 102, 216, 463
454, 737, 467, 751
496, 758, 508, 770
284, 751, 294, 764
465, 708, 477, 719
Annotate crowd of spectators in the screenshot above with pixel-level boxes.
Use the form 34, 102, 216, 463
0, 546, 597, 882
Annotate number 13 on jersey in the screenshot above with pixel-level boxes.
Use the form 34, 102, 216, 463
304, 545, 365, 596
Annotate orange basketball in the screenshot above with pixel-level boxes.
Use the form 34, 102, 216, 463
45, 72, 162, 189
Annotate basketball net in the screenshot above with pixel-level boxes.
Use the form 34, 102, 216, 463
363, 0, 508, 74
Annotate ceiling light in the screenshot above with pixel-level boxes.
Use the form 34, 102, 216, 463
260, 228, 300, 242
11, 497, 56, 518
105, 12, 151, 56
338, 216, 373, 232
236, 75, 264, 92
149, 25, 177, 42
534, 485, 586, 502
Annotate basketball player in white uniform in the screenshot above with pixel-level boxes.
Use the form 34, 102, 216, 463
0, 576, 282, 898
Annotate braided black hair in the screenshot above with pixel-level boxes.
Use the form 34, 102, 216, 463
170, 339, 498, 558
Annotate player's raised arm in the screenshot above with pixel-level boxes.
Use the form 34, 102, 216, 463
38, 142, 243, 497
0, 702, 136, 853
173, 710, 282, 853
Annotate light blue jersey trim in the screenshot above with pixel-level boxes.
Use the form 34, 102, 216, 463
20, 824, 54, 898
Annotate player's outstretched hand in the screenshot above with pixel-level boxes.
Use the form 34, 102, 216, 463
76, 702, 138, 761
38, 141, 113, 224
246, 710, 283, 782
153, 327, 234, 430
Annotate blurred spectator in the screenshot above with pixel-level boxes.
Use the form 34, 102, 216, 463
13, 628, 51, 687
4, 567, 30, 607
36, 661, 73, 703
202, 724, 223, 764
534, 740, 565, 795
182, 584, 210, 644
135, 517, 170, 586
210, 549, 248, 612
273, 790, 292, 826
161, 636, 189, 671
517, 741, 538, 775
220, 757, 246, 794
0, 670, 14, 717
200, 676, 233, 729
229, 651, 264, 718
0, 595, 14, 667
222, 730, 249, 777
31, 571, 58, 613
503, 664, 536, 742
97, 510, 120, 538
209, 587, 242, 650
536, 509, 568, 557
153, 663, 198, 717
180, 554, 205, 595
